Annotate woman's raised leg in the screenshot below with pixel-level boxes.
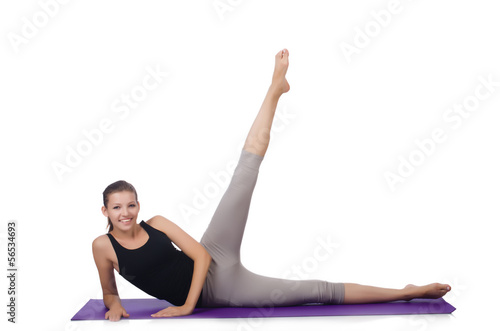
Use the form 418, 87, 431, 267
199, 49, 290, 306
200, 49, 290, 258
199, 49, 287, 254
243, 48, 290, 157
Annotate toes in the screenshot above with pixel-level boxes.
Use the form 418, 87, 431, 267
277, 48, 289, 61
282, 49, 289, 62
438, 283, 451, 291
436, 283, 451, 297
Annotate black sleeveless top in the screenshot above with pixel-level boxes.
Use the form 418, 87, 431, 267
106, 220, 203, 307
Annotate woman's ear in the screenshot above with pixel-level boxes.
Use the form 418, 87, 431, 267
101, 205, 108, 218
137, 201, 141, 212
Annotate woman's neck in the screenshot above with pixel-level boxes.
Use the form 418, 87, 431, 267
110, 221, 142, 240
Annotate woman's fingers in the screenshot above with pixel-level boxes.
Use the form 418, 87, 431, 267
151, 305, 192, 318
104, 307, 129, 321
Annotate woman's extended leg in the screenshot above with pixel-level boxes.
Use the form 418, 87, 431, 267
220, 265, 345, 307
343, 283, 452, 304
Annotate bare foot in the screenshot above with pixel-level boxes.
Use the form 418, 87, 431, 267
270, 48, 290, 95
404, 283, 451, 301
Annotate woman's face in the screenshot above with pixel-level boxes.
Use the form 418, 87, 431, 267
102, 191, 140, 231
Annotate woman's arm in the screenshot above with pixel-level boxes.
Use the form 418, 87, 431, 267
92, 236, 130, 321
149, 215, 212, 317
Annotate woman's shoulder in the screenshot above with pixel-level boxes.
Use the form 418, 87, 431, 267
145, 215, 176, 235
92, 233, 112, 251
146, 215, 169, 227
91, 234, 116, 269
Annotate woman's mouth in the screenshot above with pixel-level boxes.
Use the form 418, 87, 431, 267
119, 218, 132, 224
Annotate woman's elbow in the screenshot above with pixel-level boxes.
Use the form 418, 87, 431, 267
200, 248, 212, 264
194, 251, 211, 270
204, 250, 212, 263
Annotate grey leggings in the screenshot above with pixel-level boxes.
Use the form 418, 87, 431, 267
199, 149, 344, 307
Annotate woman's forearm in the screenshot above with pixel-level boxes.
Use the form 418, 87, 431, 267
183, 251, 212, 309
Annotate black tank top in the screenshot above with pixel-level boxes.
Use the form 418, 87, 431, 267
106, 220, 203, 307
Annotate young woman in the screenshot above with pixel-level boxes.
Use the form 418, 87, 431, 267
92, 49, 451, 321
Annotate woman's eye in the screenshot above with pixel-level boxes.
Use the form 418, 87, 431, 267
113, 206, 119, 209
129, 204, 136, 208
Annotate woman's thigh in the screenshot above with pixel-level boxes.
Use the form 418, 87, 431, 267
202, 262, 345, 307
200, 149, 263, 264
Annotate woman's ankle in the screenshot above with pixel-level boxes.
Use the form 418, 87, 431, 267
268, 84, 284, 99
402, 284, 420, 301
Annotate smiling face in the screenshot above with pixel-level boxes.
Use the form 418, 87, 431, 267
102, 191, 140, 232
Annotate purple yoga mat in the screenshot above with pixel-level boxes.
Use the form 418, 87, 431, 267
71, 298, 455, 320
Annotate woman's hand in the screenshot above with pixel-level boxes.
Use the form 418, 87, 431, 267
105, 306, 130, 321
151, 304, 194, 318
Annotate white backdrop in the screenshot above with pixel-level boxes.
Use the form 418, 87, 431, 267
1, 0, 499, 330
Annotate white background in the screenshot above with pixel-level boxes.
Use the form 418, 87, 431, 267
1, 0, 499, 330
